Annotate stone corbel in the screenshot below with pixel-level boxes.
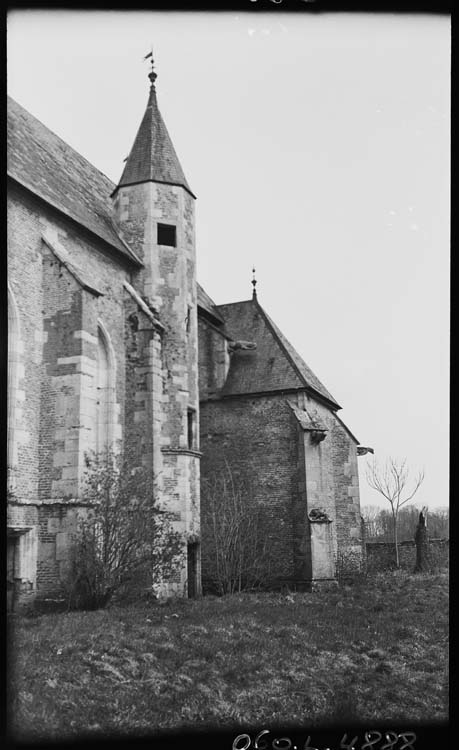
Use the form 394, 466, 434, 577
308, 508, 332, 524
287, 402, 328, 443
357, 446, 374, 456
227, 340, 257, 353
310, 429, 327, 445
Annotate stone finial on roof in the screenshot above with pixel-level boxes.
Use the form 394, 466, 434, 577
252, 267, 257, 299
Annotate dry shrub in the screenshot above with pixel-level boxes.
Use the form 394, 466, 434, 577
201, 464, 274, 595
63, 451, 183, 610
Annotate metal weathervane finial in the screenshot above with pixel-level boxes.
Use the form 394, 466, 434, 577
143, 45, 157, 88
251, 267, 257, 299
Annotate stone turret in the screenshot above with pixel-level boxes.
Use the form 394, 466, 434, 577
112, 57, 201, 597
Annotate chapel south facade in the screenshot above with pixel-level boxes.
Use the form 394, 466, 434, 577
7, 60, 365, 609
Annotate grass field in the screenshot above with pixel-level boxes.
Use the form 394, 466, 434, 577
8, 571, 448, 741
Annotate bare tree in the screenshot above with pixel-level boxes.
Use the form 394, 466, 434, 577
366, 457, 425, 568
200, 463, 273, 595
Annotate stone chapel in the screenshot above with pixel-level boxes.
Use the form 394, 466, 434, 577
7, 59, 365, 610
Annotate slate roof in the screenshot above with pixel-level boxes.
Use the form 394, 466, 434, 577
262, 308, 340, 407
7, 96, 141, 265
216, 298, 341, 409
7, 96, 341, 414
115, 82, 195, 198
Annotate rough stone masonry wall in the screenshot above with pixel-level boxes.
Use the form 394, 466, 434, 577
8, 186, 44, 503
200, 395, 299, 583
155, 185, 200, 594
8, 185, 129, 494
113, 181, 200, 597
329, 418, 362, 555
7, 183, 132, 601
113, 182, 199, 446
124, 295, 158, 471
365, 539, 449, 572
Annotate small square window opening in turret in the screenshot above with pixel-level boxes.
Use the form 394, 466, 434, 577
157, 223, 176, 247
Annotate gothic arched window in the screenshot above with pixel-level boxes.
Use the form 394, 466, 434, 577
95, 322, 115, 456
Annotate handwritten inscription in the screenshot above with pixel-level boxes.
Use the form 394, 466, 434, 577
232, 730, 417, 750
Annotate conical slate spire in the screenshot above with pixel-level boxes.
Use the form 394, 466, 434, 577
115, 57, 195, 197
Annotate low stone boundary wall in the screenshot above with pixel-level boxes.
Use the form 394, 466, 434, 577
365, 538, 449, 571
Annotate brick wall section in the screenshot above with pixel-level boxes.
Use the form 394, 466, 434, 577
8, 186, 44, 502
40, 253, 83, 499
200, 389, 362, 587
291, 417, 312, 580
200, 394, 299, 581
365, 539, 449, 571
330, 418, 362, 553
34, 504, 89, 597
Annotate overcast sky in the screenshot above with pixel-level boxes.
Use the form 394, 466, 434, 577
7, 10, 450, 510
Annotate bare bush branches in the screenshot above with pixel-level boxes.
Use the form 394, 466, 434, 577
201, 463, 273, 595
64, 451, 183, 609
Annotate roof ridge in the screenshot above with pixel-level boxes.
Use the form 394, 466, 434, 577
216, 299, 254, 309
8, 96, 137, 263
256, 302, 309, 389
